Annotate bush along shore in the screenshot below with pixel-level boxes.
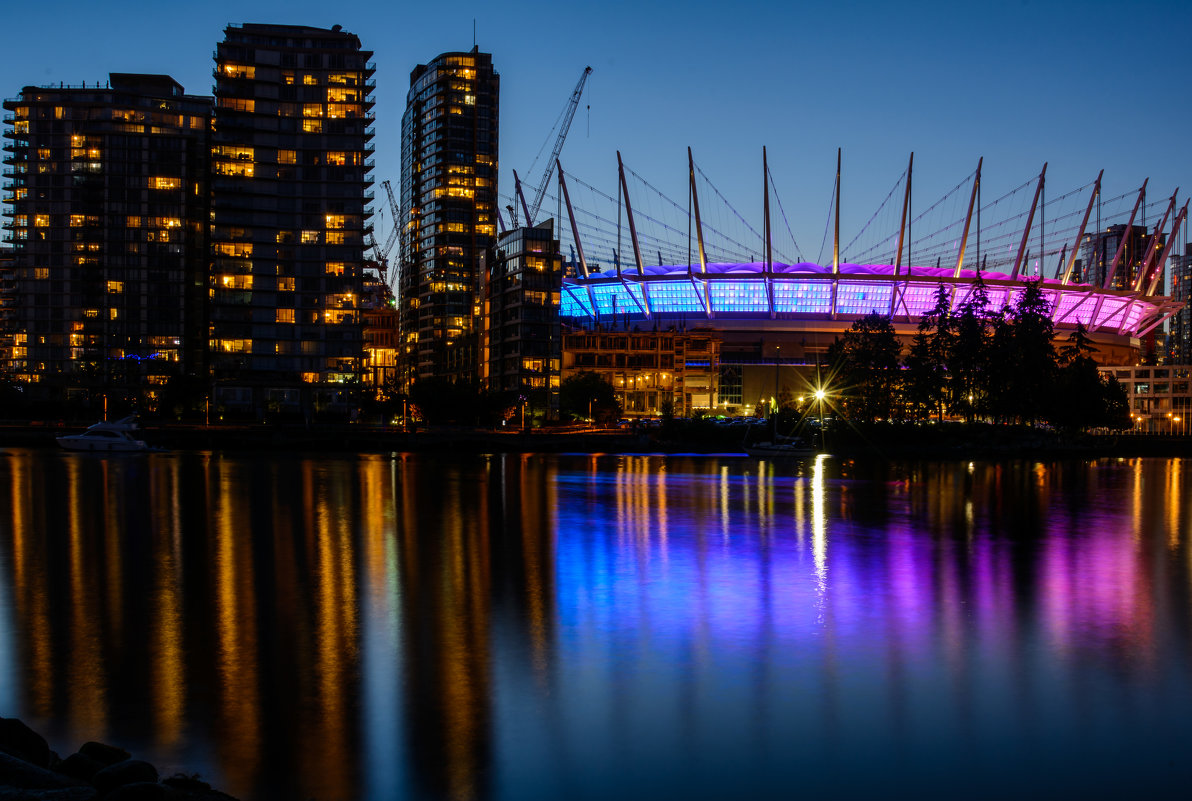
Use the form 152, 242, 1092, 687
0, 716, 237, 801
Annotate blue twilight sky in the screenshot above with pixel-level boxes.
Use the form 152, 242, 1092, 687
5, 0, 1191, 265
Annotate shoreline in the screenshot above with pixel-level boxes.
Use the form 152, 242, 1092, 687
1, 421, 1190, 459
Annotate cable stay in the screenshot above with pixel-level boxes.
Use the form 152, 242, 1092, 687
842, 166, 908, 263
765, 163, 804, 262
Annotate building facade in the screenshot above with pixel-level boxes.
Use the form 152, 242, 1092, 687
211, 23, 374, 417
485, 220, 562, 416
562, 327, 721, 417
1100, 364, 1191, 433
1168, 244, 1192, 365
1, 74, 212, 410
399, 49, 499, 388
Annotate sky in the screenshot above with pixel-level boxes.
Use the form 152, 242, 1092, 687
5, 0, 1191, 268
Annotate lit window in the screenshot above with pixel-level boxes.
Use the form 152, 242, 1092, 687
222, 64, 256, 79
33, 215, 50, 227
150, 177, 181, 190
302, 119, 322, 133
303, 74, 318, 86
303, 104, 323, 118
278, 277, 295, 291
325, 214, 346, 229
107, 281, 124, 293
218, 97, 255, 112
276, 309, 295, 323
325, 262, 345, 276
277, 149, 297, 164
301, 230, 320, 244
325, 231, 346, 245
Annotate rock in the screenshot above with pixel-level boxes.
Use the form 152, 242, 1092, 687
103, 783, 173, 801
0, 787, 99, 800
158, 778, 207, 793
77, 744, 129, 769
56, 753, 105, 782
91, 760, 158, 795
0, 718, 51, 768
0, 751, 88, 791
160, 776, 238, 801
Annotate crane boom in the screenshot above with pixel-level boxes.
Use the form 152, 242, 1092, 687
365, 180, 403, 286
527, 66, 591, 225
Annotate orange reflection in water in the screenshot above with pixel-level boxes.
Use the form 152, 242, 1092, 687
209, 457, 260, 792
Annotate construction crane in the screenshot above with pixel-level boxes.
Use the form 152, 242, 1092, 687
367, 179, 401, 286
524, 66, 591, 227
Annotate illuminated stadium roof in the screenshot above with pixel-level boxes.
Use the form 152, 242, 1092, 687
560, 261, 1180, 339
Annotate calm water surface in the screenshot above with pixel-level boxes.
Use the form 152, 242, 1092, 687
0, 450, 1190, 800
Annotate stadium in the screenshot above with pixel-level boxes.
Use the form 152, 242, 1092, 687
537, 153, 1187, 414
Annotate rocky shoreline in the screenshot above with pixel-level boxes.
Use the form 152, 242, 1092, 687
0, 717, 237, 801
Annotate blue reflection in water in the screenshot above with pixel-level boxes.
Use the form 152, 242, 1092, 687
0, 452, 1191, 801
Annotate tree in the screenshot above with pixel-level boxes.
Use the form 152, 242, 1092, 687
1005, 278, 1057, 424
1050, 323, 1115, 432
834, 312, 902, 422
559, 371, 620, 424
947, 274, 992, 421
903, 283, 951, 421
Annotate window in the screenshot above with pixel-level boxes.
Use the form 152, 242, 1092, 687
278, 277, 295, 291
277, 149, 297, 164
303, 104, 323, 118
302, 119, 322, 133
276, 309, 295, 323
301, 230, 320, 244
150, 177, 181, 190
221, 64, 256, 79
107, 281, 124, 293
218, 97, 255, 112
325, 262, 345, 276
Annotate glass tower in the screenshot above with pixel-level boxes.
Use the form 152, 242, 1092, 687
1, 74, 212, 410
211, 23, 374, 417
398, 48, 499, 388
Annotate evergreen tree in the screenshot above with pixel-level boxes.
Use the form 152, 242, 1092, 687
947, 274, 991, 421
903, 284, 951, 421
1051, 323, 1109, 431
835, 312, 902, 422
1006, 278, 1057, 424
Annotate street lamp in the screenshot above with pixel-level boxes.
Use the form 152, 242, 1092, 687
814, 387, 826, 447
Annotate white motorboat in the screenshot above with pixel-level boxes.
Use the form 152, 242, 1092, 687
743, 431, 817, 458
56, 416, 157, 452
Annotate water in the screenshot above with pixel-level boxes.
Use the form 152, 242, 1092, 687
0, 450, 1190, 800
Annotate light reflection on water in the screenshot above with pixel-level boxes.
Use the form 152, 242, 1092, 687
0, 451, 1190, 800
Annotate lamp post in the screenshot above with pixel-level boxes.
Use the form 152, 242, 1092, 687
774, 345, 780, 419
815, 388, 826, 448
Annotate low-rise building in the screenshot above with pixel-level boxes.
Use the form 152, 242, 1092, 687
562, 326, 720, 416
1100, 364, 1192, 433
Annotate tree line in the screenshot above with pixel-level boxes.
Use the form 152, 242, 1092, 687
828, 277, 1131, 431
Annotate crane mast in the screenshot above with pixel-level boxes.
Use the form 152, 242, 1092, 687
526, 66, 591, 226
367, 179, 401, 286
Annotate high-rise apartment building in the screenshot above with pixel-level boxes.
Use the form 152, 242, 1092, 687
1168, 244, 1192, 364
485, 220, 562, 417
1, 74, 212, 408
1079, 223, 1162, 290
399, 48, 499, 387
211, 23, 374, 416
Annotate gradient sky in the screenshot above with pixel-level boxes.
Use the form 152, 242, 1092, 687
5, 0, 1191, 264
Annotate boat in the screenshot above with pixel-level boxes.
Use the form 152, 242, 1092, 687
56, 416, 158, 452
742, 432, 817, 458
